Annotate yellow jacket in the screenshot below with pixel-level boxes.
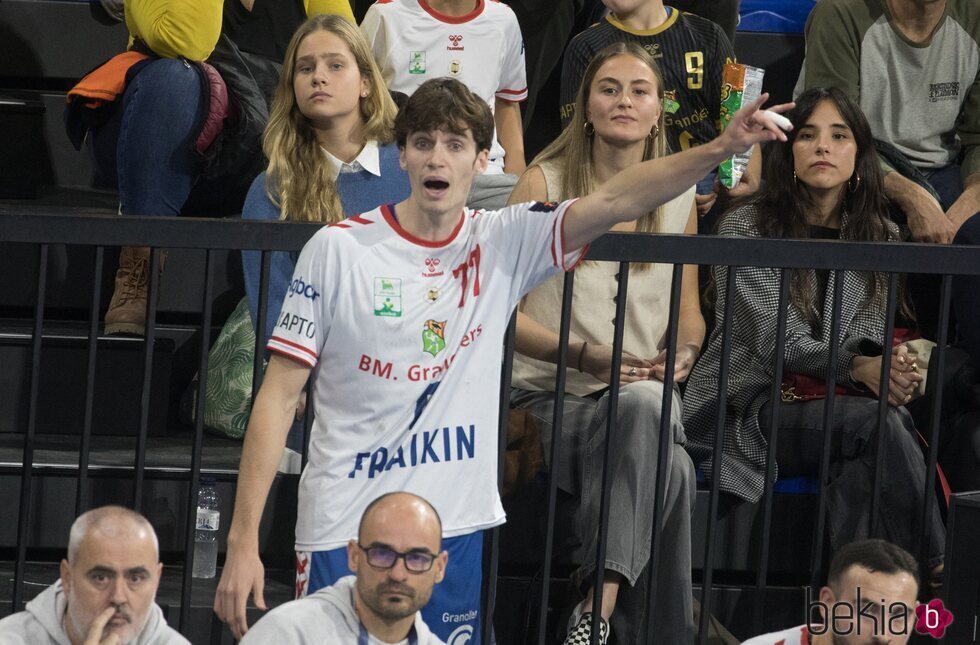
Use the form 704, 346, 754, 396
125, 0, 354, 62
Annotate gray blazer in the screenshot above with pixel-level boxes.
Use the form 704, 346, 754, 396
681, 203, 897, 502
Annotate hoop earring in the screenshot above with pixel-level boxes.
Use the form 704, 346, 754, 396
649, 124, 660, 140
848, 173, 861, 193
793, 170, 798, 185
583, 121, 595, 137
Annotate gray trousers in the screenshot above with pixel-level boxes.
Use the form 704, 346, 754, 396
759, 396, 946, 567
511, 380, 696, 644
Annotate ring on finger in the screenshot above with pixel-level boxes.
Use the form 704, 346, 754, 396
629, 367, 638, 377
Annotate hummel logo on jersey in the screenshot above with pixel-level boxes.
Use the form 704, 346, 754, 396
447, 34, 464, 51
423, 257, 444, 277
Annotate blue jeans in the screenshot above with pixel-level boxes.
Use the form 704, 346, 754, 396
89, 58, 204, 217
925, 163, 980, 362
924, 163, 964, 212
901, 163, 978, 339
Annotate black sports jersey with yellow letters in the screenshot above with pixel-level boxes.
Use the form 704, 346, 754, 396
560, 8, 736, 153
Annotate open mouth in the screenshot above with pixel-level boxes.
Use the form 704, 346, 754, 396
423, 179, 450, 191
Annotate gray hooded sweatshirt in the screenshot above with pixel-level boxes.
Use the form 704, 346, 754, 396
240, 576, 446, 644
0, 580, 188, 645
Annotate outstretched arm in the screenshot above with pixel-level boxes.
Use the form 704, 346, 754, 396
562, 95, 793, 251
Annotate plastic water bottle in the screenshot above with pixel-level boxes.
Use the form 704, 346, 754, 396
193, 477, 219, 578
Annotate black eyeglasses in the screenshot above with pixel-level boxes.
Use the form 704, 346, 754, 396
357, 544, 436, 573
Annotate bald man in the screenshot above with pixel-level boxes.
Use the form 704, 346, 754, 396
0, 505, 187, 645
242, 492, 448, 644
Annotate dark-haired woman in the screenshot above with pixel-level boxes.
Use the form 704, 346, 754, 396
682, 87, 945, 575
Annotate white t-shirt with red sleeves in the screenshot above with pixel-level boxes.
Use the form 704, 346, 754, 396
741, 625, 812, 645
268, 200, 584, 552
360, 0, 528, 172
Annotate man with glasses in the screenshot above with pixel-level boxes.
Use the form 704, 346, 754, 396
242, 492, 448, 644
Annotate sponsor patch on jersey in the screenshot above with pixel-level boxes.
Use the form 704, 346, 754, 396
288, 276, 320, 301
664, 90, 680, 115
449, 59, 462, 76
409, 51, 426, 74
529, 201, 559, 212
422, 319, 447, 357
374, 277, 403, 317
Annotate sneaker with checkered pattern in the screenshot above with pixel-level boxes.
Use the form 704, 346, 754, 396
564, 612, 609, 645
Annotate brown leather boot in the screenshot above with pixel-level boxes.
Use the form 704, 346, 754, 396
104, 246, 166, 336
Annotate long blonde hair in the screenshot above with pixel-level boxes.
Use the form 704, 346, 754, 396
263, 14, 397, 223
531, 42, 668, 234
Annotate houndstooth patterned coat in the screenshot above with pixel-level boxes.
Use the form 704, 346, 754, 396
681, 204, 897, 502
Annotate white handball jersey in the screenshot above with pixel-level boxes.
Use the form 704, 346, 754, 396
360, 0, 527, 172
268, 200, 584, 551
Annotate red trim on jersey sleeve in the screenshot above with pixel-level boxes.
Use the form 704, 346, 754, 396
268, 346, 317, 369
495, 87, 528, 103
555, 199, 588, 271
267, 336, 318, 368
418, 0, 484, 23
381, 203, 466, 248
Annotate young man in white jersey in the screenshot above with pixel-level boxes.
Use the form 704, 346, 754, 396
360, 0, 528, 208
214, 77, 792, 642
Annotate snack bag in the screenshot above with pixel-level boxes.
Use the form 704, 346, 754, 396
719, 63, 765, 189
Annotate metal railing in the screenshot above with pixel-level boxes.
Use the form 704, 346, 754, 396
0, 211, 977, 644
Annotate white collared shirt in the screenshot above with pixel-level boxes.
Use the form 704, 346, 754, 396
320, 140, 382, 181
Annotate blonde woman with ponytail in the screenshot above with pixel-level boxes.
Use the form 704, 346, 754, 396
242, 13, 410, 346
508, 42, 703, 644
